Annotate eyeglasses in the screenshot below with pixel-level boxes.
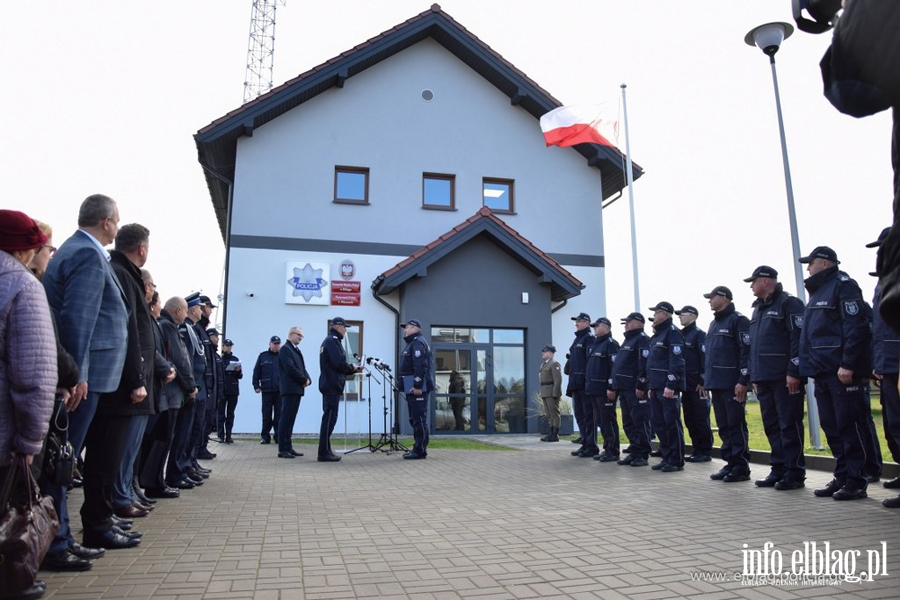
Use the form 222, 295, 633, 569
43, 245, 56, 257
145, 281, 157, 289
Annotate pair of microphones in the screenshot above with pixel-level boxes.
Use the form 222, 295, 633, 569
354, 354, 391, 371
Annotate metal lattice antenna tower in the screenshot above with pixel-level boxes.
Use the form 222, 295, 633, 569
243, 0, 286, 104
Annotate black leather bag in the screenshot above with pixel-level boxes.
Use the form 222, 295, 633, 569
0, 455, 60, 593
41, 396, 75, 487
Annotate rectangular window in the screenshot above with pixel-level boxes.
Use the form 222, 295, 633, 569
423, 173, 455, 209
483, 178, 514, 213
334, 167, 369, 204
328, 319, 364, 400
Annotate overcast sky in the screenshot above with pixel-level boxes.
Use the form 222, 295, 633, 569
2, 1, 892, 338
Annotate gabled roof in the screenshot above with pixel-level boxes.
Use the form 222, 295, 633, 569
372, 206, 584, 302
195, 4, 644, 239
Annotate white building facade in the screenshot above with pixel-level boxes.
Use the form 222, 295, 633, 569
195, 5, 641, 437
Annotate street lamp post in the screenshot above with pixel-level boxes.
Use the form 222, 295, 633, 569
745, 21, 821, 448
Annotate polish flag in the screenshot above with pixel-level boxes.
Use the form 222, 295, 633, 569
540, 105, 619, 148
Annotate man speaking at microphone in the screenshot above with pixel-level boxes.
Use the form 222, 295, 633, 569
317, 317, 362, 462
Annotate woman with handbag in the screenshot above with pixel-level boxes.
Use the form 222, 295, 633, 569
0, 210, 59, 600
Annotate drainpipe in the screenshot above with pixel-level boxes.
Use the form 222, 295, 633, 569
200, 162, 234, 337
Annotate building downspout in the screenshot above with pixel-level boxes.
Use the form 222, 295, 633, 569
200, 162, 234, 337
371, 276, 402, 434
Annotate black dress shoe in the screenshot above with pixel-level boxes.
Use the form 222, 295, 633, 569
170, 479, 195, 490
579, 449, 600, 458
883, 476, 900, 489
661, 464, 684, 472
288, 449, 303, 457
651, 462, 668, 471
317, 455, 341, 462
723, 472, 751, 483
69, 543, 105, 560
6, 580, 46, 600
833, 484, 867, 501
599, 453, 620, 463
83, 529, 141, 550
41, 548, 93, 571
260, 439, 271, 445
112, 525, 142, 539
617, 455, 635, 465
196, 450, 216, 460
225, 437, 234, 444
184, 474, 204, 486
186, 468, 209, 480
710, 468, 731, 481
278, 452, 295, 459
754, 473, 781, 487
570, 448, 584, 456
774, 479, 805, 491
402, 451, 426, 460
882, 495, 900, 508
629, 457, 649, 467
814, 479, 844, 497
687, 454, 711, 463
145, 487, 180, 499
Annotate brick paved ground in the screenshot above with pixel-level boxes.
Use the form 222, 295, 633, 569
40, 436, 900, 599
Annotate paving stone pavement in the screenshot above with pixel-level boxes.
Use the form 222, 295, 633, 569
41, 437, 900, 599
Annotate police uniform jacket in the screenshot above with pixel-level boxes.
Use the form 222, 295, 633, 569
400, 331, 434, 393
748, 283, 805, 382
585, 333, 619, 395
213, 349, 226, 402
319, 327, 357, 395
681, 321, 706, 390
196, 318, 218, 402
610, 329, 649, 393
873, 284, 900, 374
180, 317, 208, 400
704, 303, 751, 389
222, 352, 242, 395
566, 328, 594, 395
539, 359, 562, 398
642, 317, 685, 391
799, 266, 870, 378
252, 350, 280, 393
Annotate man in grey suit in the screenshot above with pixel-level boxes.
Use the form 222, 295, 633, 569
43, 194, 133, 550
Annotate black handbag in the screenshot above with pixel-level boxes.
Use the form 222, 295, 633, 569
41, 396, 75, 487
0, 454, 60, 593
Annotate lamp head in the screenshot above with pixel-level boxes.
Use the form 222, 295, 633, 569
745, 22, 794, 56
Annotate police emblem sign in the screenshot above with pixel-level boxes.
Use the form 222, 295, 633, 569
285, 262, 330, 305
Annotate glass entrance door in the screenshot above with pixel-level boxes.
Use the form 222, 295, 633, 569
432, 327, 526, 434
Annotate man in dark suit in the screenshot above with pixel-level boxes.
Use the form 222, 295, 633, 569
277, 326, 310, 459
42, 194, 133, 550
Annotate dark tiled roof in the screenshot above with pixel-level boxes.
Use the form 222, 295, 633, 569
195, 4, 643, 239
373, 206, 584, 302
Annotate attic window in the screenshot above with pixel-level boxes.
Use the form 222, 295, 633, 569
483, 178, 514, 214
334, 166, 369, 205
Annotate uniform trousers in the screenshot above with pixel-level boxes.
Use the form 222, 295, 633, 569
318, 394, 341, 458
623, 391, 651, 459
580, 394, 600, 453
813, 373, 869, 488
880, 373, 900, 463
710, 389, 750, 474
217, 394, 239, 439
139, 408, 177, 490
754, 381, 806, 481
189, 397, 207, 457
681, 388, 713, 457
406, 393, 429, 455
571, 389, 587, 440
593, 392, 619, 455
260, 391, 280, 441
649, 389, 684, 468
862, 389, 884, 478
619, 393, 636, 447
166, 400, 196, 485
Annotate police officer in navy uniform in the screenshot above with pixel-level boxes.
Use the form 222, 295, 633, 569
869, 229, 900, 507
704, 286, 752, 483
611, 313, 651, 466
317, 317, 362, 462
799, 246, 872, 501
400, 319, 433, 460
252, 336, 282, 444
642, 302, 686, 472
675, 305, 713, 463
567, 312, 597, 457
586, 318, 620, 462
745, 266, 808, 490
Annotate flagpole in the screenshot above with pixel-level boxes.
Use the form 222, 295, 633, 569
621, 84, 640, 313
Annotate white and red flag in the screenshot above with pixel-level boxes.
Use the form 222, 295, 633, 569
539, 104, 618, 148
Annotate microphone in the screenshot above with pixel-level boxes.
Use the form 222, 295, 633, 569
366, 357, 391, 371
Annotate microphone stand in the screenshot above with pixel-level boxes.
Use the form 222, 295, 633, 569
371, 362, 409, 454
346, 363, 378, 454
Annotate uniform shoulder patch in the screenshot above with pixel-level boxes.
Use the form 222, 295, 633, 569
414, 350, 422, 357
740, 333, 751, 345
792, 315, 803, 328
843, 300, 859, 316
554, 364, 560, 371
641, 349, 649, 357
701, 344, 706, 353
672, 345, 682, 355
